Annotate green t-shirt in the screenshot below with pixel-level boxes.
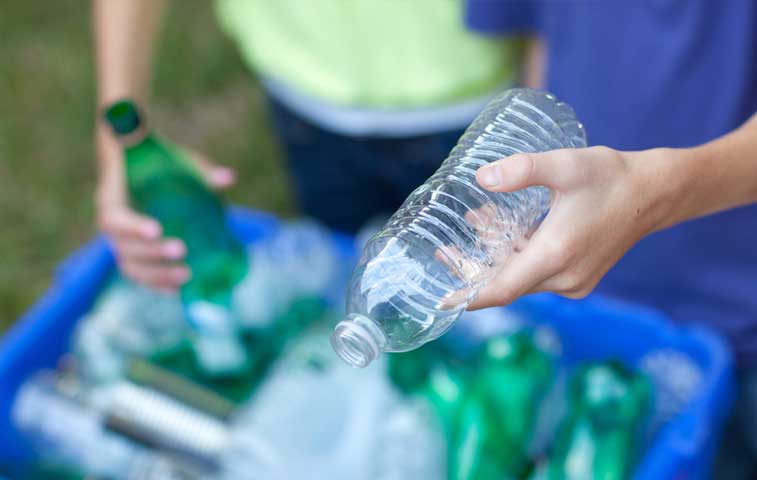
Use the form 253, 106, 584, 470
216, 0, 519, 109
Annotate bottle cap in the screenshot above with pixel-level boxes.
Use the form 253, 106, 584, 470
103, 100, 143, 136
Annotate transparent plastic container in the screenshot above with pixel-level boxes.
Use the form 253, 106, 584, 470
331, 89, 586, 368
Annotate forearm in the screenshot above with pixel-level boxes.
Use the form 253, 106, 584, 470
643, 114, 757, 231
93, 0, 167, 107
93, 0, 167, 203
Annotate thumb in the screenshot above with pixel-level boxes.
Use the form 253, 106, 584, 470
186, 149, 236, 190
475, 150, 577, 193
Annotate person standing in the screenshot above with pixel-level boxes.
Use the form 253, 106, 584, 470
93, 0, 521, 290
464, 1, 757, 477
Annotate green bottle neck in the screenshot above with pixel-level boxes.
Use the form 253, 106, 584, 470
115, 125, 151, 150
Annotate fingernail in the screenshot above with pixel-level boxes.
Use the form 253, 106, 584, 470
163, 240, 186, 259
142, 222, 161, 239
477, 164, 502, 188
212, 168, 235, 185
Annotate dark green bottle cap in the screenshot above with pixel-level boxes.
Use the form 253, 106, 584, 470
103, 99, 143, 135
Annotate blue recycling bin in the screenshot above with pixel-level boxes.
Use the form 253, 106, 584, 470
0, 207, 735, 479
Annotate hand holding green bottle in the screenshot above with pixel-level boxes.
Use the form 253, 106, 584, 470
101, 100, 250, 375
96, 113, 236, 291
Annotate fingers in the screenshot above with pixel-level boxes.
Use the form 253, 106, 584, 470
99, 206, 162, 241
114, 236, 189, 291
98, 204, 189, 291
476, 149, 581, 193
186, 150, 236, 190
120, 259, 191, 292
467, 223, 571, 310
114, 237, 186, 262
468, 252, 558, 310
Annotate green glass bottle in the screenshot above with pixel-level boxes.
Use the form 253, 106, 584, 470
450, 331, 554, 480
104, 100, 249, 376
537, 361, 652, 480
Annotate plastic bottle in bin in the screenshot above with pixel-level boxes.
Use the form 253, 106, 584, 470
373, 397, 447, 480
233, 220, 338, 331
12, 372, 205, 479
450, 331, 555, 480
103, 100, 248, 376
234, 329, 396, 480
331, 88, 586, 368
72, 276, 186, 383
532, 361, 652, 480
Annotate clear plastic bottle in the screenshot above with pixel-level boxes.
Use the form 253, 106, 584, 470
331, 89, 586, 368
372, 397, 447, 480
72, 277, 186, 383
233, 220, 338, 330
233, 329, 396, 480
12, 372, 205, 480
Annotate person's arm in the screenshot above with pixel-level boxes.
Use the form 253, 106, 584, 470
93, 0, 233, 290
469, 113, 757, 309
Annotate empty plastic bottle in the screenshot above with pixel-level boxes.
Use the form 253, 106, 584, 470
331, 89, 586, 367
104, 100, 249, 376
639, 348, 702, 434
233, 220, 338, 330
532, 361, 652, 480
372, 397, 447, 480
72, 277, 186, 383
448, 330, 555, 480
12, 372, 205, 480
233, 329, 396, 480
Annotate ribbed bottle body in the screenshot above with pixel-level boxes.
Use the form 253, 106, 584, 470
335, 89, 586, 365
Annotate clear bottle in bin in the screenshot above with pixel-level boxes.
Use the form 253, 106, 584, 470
233, 329, 396, 480
331, 88, 586, 367
12, 372, 204, 479
72, 277, 186, 383
373, 397, 447, 480
233, 220, 338, 331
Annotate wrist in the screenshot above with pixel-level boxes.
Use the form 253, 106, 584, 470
626, 147, 687, 234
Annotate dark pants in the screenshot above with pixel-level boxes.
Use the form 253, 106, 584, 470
267, 98, 464, 234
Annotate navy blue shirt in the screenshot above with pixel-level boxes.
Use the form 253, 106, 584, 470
466, 0, 757, 365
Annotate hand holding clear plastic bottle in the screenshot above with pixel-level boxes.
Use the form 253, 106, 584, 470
331, 89, 587, 368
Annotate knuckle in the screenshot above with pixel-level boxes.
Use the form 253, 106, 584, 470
589, 145, 628, 175
553, 270, 584, 294
554, 148, 578, 164
513, 153, 535, 183
589, 145, 615, 157
557, 275, 594, 299
563, 287, 591, 300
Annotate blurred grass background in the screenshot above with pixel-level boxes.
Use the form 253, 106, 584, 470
0, 1, 293, 332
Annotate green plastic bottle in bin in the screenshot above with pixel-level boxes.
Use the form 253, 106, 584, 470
103, 100, 249, 376
451, 331, 555, 480
389, 329, 556, 480
533, 361, 652, 480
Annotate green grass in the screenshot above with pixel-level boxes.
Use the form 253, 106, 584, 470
0, 1, 293, 332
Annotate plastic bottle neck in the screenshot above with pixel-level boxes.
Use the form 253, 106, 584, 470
330, 314, 387, 368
